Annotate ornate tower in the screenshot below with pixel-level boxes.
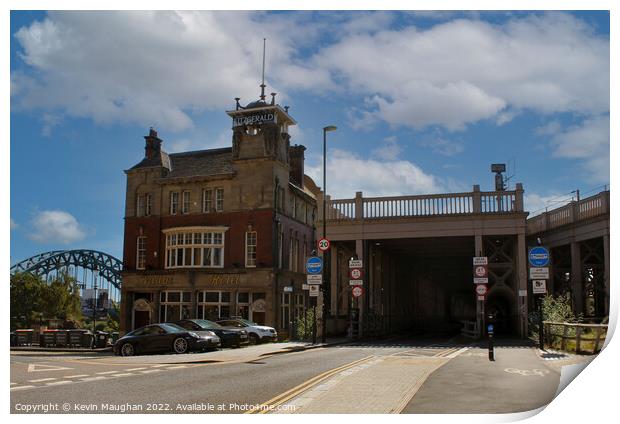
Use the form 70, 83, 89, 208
227, 94, 296, 164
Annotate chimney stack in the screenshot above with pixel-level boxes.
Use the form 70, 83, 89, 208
144, 127, 162, 159
289, 145, 306, 187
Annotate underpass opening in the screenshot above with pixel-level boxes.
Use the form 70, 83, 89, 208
368, 236, 476, 338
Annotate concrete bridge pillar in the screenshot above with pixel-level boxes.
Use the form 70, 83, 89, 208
474, 234, 483, 337
517, 233, 528, 338
356, 239, 365, 338
604, 234, 610, 317
570, 242, 584, 315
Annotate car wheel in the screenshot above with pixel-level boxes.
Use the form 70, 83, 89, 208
249, 333, 260, 345
120, 343, 135, 357
173, 337, 189, 354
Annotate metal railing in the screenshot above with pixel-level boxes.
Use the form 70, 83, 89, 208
527, 191, 609, 234
543, 321, 607, 354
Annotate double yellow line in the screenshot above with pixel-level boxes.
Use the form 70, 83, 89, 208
245, 356, 375, 414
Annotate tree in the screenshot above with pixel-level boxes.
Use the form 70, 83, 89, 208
39, 273, 82, 322
10, 272, 83, 330
10, 272, 46, 329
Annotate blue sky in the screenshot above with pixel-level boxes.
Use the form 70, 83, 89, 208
10, 10, 610, 264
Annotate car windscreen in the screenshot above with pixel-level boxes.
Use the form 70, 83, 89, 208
160, 323, 185, 333
195, 319, 223, 329
240, 319, 258, 326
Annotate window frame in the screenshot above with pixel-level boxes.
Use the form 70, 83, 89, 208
163, 227, 227, 269
215, 188, 224, 212
145, 193, 152, 216
245, 231, 257, 268
170, 192, 179, 215
202, 188, 213, 213
136, 236, 147, 270
182, 190, 191, 214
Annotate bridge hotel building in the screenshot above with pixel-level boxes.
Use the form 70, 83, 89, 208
120, 92, 610, 339
120, 90, 317, 334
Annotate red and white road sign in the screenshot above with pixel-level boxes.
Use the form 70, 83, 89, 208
474, 265, 488, 278
349, 268, 363, 280
317, 238, 330, 252
352, 286, 364, 298
475, 284, 488, 296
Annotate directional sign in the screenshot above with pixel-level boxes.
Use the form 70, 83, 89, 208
487, 324, 494, 333
349, 280, 364, 286
476, 284, 488, 296
283, 286, 293, 293
473, 256, 488, 266
474, 277, 488, 284
532, 280, 547, 294
317, 238, 330, 252
529, 267, 549, 279
28, 363, 73, 372
349, 259, 363, 268
474, 265, 488, 278
309, 284, 320, 297
349, 268, 363, 280
528, 247, 550, 267
306, 256, 323, 274
307, 274, 323, 285
352, 286, 364, 298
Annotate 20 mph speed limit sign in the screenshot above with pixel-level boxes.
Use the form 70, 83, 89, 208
317, 238, 330, 252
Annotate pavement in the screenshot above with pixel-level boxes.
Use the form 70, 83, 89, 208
10, 336, 595, 414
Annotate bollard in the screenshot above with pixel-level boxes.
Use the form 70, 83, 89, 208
488, 323, 495, 361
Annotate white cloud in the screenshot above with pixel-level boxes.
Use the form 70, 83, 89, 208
537, 115, 610, 183
10, 218, 18, 230
372, 136, 402, 161
418, 136, 464, 157
306, 149, 444, 199
12, 12, 608, 136
311, 12, 609, 130
12, 11, 322, 132
29, 210, 86, 244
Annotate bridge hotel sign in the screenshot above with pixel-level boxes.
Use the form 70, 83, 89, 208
135, 274, 242, 288
232, 112, 276, 127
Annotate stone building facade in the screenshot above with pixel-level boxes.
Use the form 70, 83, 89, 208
120, 95, 317, 334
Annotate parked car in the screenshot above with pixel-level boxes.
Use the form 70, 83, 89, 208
176, 319, 249, 348
113, 323, 220, 356
217, 318, 277, 344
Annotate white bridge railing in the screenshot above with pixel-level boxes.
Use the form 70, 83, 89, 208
526, 191, 609, 234
324, 184, 524, 222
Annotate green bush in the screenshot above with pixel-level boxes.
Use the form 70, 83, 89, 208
296, 308, 316, 340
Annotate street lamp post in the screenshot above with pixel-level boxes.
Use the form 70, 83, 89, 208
322, 125, 337, 344
92, 269, 99, 348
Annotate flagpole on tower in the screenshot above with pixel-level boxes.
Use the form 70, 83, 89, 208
260, 38, 266, 101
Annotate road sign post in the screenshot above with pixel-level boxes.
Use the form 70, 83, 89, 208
487, 322, 495, 361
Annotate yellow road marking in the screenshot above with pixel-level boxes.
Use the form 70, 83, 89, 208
245, 356, 375, 414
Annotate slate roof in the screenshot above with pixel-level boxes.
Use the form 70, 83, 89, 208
129, 147, 234, 180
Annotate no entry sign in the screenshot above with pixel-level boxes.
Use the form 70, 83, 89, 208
352, 286, 364, 298
475, 284, 488, 296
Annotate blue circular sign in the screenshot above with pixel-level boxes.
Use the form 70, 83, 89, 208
529, 247, 550, 267
306, 256, 323, 274
487, 324, 494, 332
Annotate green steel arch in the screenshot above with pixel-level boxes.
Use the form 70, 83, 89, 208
10, 250, 123, 290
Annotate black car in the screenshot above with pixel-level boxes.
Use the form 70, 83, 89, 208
113, 323, 221, 356
176, 319, 249, 348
